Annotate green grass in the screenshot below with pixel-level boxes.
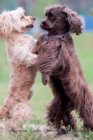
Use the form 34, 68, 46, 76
0, 33, 93, 139
73, 33, 93, 84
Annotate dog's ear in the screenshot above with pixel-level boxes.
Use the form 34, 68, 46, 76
61, 5, 83, 35
0, 13, 13, 36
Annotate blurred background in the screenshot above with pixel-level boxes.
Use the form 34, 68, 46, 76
0, 0, 93, 127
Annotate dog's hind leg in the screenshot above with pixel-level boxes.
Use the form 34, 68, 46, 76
0, 123, 5, 130
4, 102, 31, 131
4, 118, 17, 131
79, 87, 93, 131
47, 76, 77, 132
0, 106, 8, 119
63, 112, 77, 131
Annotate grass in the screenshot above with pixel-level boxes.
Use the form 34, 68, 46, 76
0, 33, 93, 139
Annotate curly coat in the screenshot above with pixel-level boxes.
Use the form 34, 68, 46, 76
33, 4, 93, 131
0, 8, 37, 131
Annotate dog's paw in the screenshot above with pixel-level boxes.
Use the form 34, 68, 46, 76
42, 77, 48, 85
31, 54, 38, 65
32, 54, 37, 59
42, 73, 50, 85
26, 54, 37, 67
57, 128, 68, 135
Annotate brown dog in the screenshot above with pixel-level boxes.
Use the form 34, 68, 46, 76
33, 4, 93, 132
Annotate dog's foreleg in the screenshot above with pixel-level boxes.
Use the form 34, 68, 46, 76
25, 53, 37, 67
13, 46, 37, 67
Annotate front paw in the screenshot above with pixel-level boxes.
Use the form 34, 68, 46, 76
42, 74, 50, 85
29, 54, 38, 66
32, 56, 37, 65
42, 77, 48, 85
32, 54, 37, 59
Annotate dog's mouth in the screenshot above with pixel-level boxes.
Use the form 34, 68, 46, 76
40, 23, 48, 30
40, 23, 51, 31
40, 23, 43, 28
40, 23, 47, 29
26, 24, 34, 28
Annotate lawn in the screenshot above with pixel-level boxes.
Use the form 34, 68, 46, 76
0, 33, 93, 139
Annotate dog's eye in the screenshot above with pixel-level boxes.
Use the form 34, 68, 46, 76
21, 16, 24, 19
49, 16, 56, 23
48, 13, 56, 23
71, 14, 75, 17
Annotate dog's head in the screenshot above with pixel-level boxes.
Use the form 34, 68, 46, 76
40, 4, 83, 35
0, 7, 35, 36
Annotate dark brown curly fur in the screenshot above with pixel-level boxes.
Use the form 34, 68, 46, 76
33, 4, 93, 131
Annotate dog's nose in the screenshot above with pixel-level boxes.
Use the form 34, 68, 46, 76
41, 21, 46, 26
33, 17, 36, 21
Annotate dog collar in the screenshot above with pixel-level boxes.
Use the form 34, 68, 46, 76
43, 32, 70, 42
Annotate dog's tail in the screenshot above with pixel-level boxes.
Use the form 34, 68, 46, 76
0, 106, 8, 119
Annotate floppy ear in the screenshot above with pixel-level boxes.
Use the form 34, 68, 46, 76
0, 13, 13, 36
62, 5, 83, 35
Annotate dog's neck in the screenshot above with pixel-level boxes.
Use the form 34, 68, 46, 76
48, 30, 68, 36
48, 25, 69, 36
43, 32, 70, 42
4, 31, 24, 41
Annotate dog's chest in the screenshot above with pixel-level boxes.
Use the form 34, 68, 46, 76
5, 42, 14, 59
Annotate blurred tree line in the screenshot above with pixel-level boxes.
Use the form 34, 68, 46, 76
59, 0, 93, 14
0, 0, 93, 16
31, 0, 93, 16
31, 0, 58, 17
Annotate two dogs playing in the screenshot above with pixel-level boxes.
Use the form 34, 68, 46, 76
0, 4, 93, 133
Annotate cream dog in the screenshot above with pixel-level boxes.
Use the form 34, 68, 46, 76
0, 7, 37, 131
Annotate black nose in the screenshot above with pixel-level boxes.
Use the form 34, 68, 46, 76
33, 17, 36, 21
41, 21, 46, 25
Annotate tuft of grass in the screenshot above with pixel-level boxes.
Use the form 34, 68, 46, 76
0, 130, 53, 140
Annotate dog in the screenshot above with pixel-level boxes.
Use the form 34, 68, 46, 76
33, 4, 93, 132
0, 7, 37, 131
